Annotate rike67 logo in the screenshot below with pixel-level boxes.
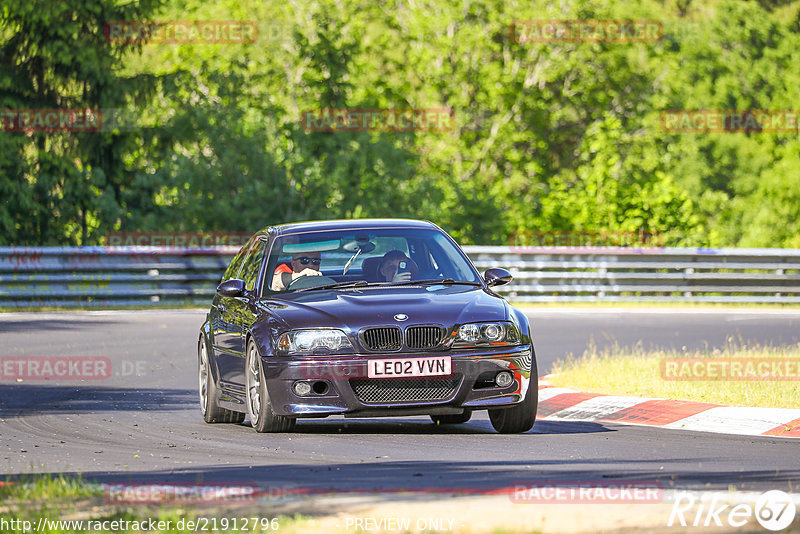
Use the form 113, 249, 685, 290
669, 490, 796, 531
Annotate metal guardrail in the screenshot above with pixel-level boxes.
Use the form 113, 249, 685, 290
1, 246, 800, 307
0, 246, 237, 308
467, 246, 800, 303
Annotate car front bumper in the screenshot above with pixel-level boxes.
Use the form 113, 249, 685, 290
261, 347, 534, 417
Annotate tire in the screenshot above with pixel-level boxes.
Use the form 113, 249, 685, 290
245, 339, 296, 433
488, 358, 538, 434
430, 410, 472, 425
198, 336, 245, 424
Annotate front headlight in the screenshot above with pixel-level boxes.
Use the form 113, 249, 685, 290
275, 329, 353, 355
453, 322, 521, 347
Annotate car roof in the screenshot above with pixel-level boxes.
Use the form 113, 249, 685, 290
262, 218, 440, 237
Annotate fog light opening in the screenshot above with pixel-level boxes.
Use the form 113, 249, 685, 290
312, 381, 329, 395
293, 381, 312, 396
495, 371, 514, 388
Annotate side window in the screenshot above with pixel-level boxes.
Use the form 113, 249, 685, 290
221, 236, 256, 282
263, 245, 289, 295
239, 239, 268, 292
431, 233, 473, 280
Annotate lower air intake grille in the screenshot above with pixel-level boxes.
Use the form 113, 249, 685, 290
361, 327, 402, 351
405, 326, 445, 350
350, 376, 461, 404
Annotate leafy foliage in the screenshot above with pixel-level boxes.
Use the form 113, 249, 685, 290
2, 0, 799, 246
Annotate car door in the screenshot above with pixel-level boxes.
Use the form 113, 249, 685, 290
211, 236, 256, 388
217, 237, 268, 388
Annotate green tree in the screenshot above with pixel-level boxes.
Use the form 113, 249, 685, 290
0, 0, 162, 245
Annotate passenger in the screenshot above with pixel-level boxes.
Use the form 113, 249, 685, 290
378, 250, 414, 283
271, 252, 322, 291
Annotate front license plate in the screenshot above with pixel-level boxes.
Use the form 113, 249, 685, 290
367, 356, 451, 378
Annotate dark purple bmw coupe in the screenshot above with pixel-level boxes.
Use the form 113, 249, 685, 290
198, 219, 537, 433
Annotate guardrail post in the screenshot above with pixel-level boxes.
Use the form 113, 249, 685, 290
598, 266, 607, 299
684, 267, 694, 298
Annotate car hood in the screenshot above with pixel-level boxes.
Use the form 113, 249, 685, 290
260, 285, 508, 331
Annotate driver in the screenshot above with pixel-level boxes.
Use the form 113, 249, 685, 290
271, 251, 322, 291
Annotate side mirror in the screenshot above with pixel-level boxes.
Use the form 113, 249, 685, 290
484, 268, 513, 287
216, 278, 246, 297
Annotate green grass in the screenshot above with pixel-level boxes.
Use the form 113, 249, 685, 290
549, 343, 800, 408
0, 474, 99, 501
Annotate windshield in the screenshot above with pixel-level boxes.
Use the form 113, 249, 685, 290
265, 227, 481, 294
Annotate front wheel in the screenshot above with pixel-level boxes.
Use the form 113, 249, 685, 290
198, 336, 244, 424
245, 339, 295, 433
488, 358, 538, 434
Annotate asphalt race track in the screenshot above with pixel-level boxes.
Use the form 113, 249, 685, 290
1, 309, 799, 494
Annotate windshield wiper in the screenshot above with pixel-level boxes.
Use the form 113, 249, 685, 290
293, 280, 374, 292
389, 278, 482, 287
293, 278, 481, 292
